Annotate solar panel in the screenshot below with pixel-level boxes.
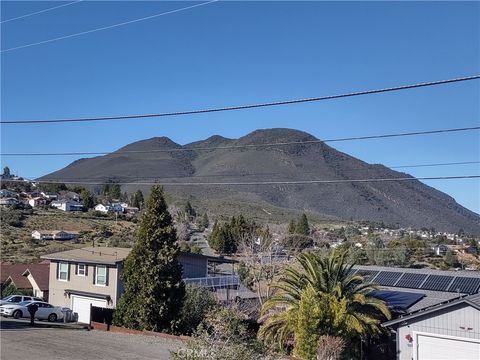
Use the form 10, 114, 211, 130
356, 270, 379, 282
395, 273, 428, 289
420, 275, 454, 291
373, 271, 403, 286
447, 277, 480, 294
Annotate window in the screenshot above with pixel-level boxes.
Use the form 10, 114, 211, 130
78, 264, 86, 276
58, 262, 69, 281
95, 265, 107, 286
9, 296, 22, 303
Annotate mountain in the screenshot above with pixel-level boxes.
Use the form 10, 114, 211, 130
39, 128, 480, 234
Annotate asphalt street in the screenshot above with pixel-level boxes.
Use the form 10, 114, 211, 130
0, 318, 182, 360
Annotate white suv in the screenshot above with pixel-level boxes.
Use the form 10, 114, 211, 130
0, 295, 43, 306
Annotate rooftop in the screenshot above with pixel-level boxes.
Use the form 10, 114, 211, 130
41, 247, 132, 265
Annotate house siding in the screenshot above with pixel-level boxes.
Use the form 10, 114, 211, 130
396, 304, 480, 359
48, 261, 122, 309
178, 254, 207, 278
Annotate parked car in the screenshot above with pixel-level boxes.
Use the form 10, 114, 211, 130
0, 301, 64, 322
0, 295, 43, 306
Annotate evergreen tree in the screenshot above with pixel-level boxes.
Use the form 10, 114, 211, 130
288, 219, 297, 234
200, 213, 209, 230
131, 190, 144, 209
2, 166, 11, 178
113, 185, 185, 332
295, 213, 310, 235
184, 201, 196, 218
80, 189, 95, 209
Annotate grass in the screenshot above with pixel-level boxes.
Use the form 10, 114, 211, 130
1, 208, 137, 263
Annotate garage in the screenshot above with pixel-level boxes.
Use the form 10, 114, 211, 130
71, 295, 107, 324
382, 293, 480, 360
416, 333, 480, 360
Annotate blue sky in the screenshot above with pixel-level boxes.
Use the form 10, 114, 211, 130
1, 1, 479, 213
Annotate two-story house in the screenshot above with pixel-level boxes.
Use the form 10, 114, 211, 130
41, 247, 237, 324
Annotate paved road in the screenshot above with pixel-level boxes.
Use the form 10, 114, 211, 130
1, 319, 183, 360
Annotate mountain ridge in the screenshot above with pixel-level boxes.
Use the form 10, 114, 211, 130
39, 128, 480, 234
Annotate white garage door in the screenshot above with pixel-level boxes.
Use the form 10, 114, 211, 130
71, 295, 107, 324
417, 333, 480, 360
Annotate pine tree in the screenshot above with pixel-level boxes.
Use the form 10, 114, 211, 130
295, 213, 310, 235
113, 185, 185, 332
288, 219, 297, 234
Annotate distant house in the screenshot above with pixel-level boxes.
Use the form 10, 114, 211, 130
41, 247, 238, 324
0, 189, 18, 198
95, 203, 123, 214
0, 262, 50, 301
433, 244, 448, 256
51, 199, 83, 212
32, 230, 79, 241
122, 206, 139, 214
61, 191, 81, 201
0, 198, 19, 207
28, 197, 47, 208
41, 192, 59, 200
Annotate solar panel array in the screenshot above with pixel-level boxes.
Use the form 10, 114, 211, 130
448, 277, 480, 294
374, 271, 403, 286
420, 275, 454, 291
395, 273, 427, 289
351, 268, 480, 294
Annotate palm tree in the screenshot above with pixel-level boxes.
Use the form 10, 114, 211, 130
258, 250, 391, 357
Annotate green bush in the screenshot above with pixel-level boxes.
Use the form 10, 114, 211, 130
0, 208, 24, 227
175, 284, 217, 335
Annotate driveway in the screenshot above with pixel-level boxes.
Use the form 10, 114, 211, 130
1, 319, 183, 360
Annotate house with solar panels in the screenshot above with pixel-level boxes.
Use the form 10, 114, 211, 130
351, 265, 480, 359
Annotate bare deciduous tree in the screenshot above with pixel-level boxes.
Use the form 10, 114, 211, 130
317, 335, 346, 360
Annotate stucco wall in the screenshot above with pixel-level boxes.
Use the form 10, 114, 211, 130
48, 261, 121, 309
396, 304, 480, 359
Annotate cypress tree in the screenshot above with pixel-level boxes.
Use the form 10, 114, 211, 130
295, 213, 310, 235
113, 185, 185, 332
288, 219, 297, 234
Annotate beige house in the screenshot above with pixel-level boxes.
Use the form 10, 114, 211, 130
41, 247, 131, 323
32, 230, 79, 241
41, 247, 239, 324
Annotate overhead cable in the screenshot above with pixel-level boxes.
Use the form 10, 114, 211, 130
5, 175, 479, 186
0, 1, 83, 24
1, 0, 218, 53
2, 75, 479, 124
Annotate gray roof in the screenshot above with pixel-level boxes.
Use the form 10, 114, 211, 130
41, 247, 131, 265
382, 293, 480, 328
354, 264, 480, 278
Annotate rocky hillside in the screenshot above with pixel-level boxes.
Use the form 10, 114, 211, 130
39, 128, 480, 234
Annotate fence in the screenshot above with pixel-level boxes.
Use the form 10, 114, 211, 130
184, 275, 240, 289
91, 305, 115, 325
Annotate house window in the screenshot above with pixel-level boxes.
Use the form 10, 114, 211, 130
95, 265, 107, 286
78, 264, 86, 276
58, 262, 69, 281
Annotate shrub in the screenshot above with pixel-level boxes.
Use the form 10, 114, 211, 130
175, 284, 217, 335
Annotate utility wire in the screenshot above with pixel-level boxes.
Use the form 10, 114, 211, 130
25, 161, 479, 183
1, 75, 479, 124
2, 126, 479, 156
1, 0, 218, 53
0, 1, 83, 24
5, 175, 479, 186
390, 161, 480, 169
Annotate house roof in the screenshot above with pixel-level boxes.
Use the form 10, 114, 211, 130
1, 263, 48, 291
22, 263, 50, 291
1, 264, 32, 289
382, 293, 480, 328
41, 247, 132, 265
41, 247, 236, 265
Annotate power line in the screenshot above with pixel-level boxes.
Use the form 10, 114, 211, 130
5, 175, 479, 186
23, 161, 478, 183
390, 161, 480, 169
1, 75, 479, 124
1, 0, 218, 53
0, 1, 83, 24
